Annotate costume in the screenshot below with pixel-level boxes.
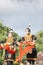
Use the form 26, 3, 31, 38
4, 37, 16, 65
24, 34, 37, 65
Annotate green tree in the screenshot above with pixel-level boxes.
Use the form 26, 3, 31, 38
36, 30, 43, 52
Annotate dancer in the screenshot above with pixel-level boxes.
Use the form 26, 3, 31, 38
24, 26, 37, 65
3, 30, 16, 65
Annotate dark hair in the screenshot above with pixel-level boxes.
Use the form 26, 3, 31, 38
18, 39, 22, 42
32, 35, 37, 40
22, 37, 25, 41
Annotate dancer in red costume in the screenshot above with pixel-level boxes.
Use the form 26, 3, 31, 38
15, 25, 37, 65
0, 30, 16, 65
24, 26, 37, 65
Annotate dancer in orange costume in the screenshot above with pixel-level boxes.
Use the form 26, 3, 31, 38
15, 25, 37, 65
0, 30, 16, 65
24, 27, 37, 65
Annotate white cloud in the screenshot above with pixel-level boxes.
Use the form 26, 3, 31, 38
0, 0, 12, 9
0, 0, 43, 11
39, 0, 43, 4
0, 0, 43, 18
0, 0, 21, 11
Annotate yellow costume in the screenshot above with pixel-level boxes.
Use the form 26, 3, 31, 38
25, 34, 32, 42
6, 37, 13, 43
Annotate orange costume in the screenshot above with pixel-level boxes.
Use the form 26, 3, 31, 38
0, 37, 16, 54
15, 34, 35, 62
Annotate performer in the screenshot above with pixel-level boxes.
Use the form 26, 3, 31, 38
4, 30, 16, 65
23, 26, 37, 65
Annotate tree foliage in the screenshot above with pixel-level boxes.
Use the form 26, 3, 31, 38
36, 30, 43, 52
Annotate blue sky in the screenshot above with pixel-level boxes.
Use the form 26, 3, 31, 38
0, 0, 43, 36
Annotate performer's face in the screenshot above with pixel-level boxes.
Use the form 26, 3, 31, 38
8, 32, 12, 38
25, 29, 30, 35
